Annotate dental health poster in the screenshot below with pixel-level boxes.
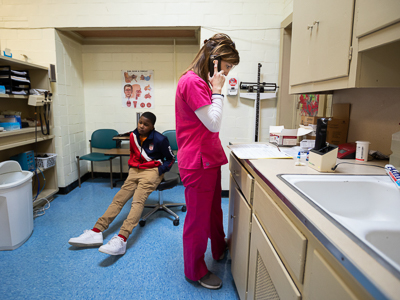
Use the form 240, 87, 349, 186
122, 70, 154, 109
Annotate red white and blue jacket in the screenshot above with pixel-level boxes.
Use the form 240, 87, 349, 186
128, 129, 175, 175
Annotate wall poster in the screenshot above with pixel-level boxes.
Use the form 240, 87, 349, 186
122, 70, 154, 109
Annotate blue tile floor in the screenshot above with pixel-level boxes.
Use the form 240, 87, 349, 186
0, 178, 240, 300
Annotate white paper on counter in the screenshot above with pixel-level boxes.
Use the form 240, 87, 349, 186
228, 143, 292, 159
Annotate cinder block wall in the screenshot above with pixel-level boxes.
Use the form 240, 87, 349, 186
54, 31, 86, 187
0, 0, 292, 190
81, 43, 199, 175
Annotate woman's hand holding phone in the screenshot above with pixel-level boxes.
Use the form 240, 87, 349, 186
209, 60, 225, 94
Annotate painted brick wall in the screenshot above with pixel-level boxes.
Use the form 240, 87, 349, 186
54, 31, 86, 187
0, 0, 292, 190
81, 43, 199, 175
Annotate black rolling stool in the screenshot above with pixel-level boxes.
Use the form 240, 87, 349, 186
139, 171, 186, 227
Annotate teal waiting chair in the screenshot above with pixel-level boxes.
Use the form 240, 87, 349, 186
76, 129, 119, 189
162, 130, 178, 163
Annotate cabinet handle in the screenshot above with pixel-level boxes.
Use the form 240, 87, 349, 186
231, 215, 236, 219
233, 170, 239, 176
307, 25, 313, 30
313, 20, 320, 26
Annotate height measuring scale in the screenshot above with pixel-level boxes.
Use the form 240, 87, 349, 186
239, 64, 278, 142
255, 63, 262, 142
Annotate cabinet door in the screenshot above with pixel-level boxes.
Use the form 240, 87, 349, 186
303, 250, 358, 300
290, 0, 355, 85
229, 175, 252, 300
312, 0, 355, 82
253, 181, 307, 284
247, 216, 301, 300
290, 0, 316, 85
356, 0, 400, 38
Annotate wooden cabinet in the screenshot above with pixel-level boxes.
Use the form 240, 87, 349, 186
290, 0, 355, 86
228, 155, 375, 300
303, 249, 359, 300
247, 216, 301, 300
355, 0, 400, 38
253, 181, 307, 286
289, 0, 400, 93
229, 175, 252, 300
228, 153, 254, 300
0, 56, 58, 200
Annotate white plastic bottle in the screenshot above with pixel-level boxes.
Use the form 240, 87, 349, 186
389, 131, 400, 169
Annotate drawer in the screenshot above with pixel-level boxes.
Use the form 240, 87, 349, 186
253, 181, 307, 284
247, 215, 301, 300
229, 153, 254, 204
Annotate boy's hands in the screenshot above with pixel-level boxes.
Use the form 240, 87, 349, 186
208, 60, 225, 94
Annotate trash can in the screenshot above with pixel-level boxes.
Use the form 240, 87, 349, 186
0, 161, 34, 250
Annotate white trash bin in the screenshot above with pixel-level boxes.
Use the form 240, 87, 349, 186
0, 161, 34, 250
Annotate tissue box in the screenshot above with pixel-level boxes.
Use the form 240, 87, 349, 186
270, 126, 313, 146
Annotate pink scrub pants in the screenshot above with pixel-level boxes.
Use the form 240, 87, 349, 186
180, 166, 226, 281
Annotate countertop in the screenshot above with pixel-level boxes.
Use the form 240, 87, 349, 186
239, 155, 400, 300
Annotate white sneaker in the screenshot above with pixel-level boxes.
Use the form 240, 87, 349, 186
98, 235, 127, 255
68, 230, 103, 247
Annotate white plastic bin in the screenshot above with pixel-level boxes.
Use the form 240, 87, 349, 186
0, 161, 34, 250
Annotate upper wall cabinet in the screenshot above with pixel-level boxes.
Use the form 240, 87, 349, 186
355, 0, 400, 38
290, 0, 355, 86
289, 0, 400, 94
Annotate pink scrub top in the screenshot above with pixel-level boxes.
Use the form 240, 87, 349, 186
175, 71, 228, 169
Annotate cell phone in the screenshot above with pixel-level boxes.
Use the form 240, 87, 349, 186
209, 55, 221, 77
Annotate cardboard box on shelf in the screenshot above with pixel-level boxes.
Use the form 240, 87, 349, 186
270, 125, 313, 146
326, 103, 350, 145
299, 103, 350, 145
300, 116, 318, 126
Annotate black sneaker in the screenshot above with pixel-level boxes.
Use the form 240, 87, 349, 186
198, 271, 222, 289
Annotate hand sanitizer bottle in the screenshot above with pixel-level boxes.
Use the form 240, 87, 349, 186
295, 151, 303, 166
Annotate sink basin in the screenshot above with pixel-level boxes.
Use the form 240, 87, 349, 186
282, 175, 400, 221
366, 230, 400, 266
279, 174, 400, 273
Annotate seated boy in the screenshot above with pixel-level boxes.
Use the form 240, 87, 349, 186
69, 112, 174, 255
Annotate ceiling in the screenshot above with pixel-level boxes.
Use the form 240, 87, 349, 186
58, 27, 200, 45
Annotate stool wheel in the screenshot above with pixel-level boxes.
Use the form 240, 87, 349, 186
139, 220, 146, 227
181, 206, 187, 212
173, 219, 179, 226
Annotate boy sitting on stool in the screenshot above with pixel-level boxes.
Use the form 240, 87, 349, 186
69, 112, 174, 255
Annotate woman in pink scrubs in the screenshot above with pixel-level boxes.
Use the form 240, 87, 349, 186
175, 33, 240, 290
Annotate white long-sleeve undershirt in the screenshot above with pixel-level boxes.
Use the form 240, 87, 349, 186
194, 94, 224, 133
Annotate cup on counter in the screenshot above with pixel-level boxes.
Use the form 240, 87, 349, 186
356, 141, 370, 162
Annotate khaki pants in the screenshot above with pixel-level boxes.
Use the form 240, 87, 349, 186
94, 167, 163, 238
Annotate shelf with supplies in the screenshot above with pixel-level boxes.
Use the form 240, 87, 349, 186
0, 94, 29, 99
0, 55, 58, 200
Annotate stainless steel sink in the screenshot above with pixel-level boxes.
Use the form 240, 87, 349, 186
279, 174, 400, 273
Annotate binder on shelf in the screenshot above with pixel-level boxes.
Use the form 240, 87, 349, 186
0, 66, 31, 95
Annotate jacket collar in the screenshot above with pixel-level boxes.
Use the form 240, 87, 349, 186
133, 128, 155, 141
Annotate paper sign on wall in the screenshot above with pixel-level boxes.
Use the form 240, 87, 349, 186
122, 70, 154, 109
